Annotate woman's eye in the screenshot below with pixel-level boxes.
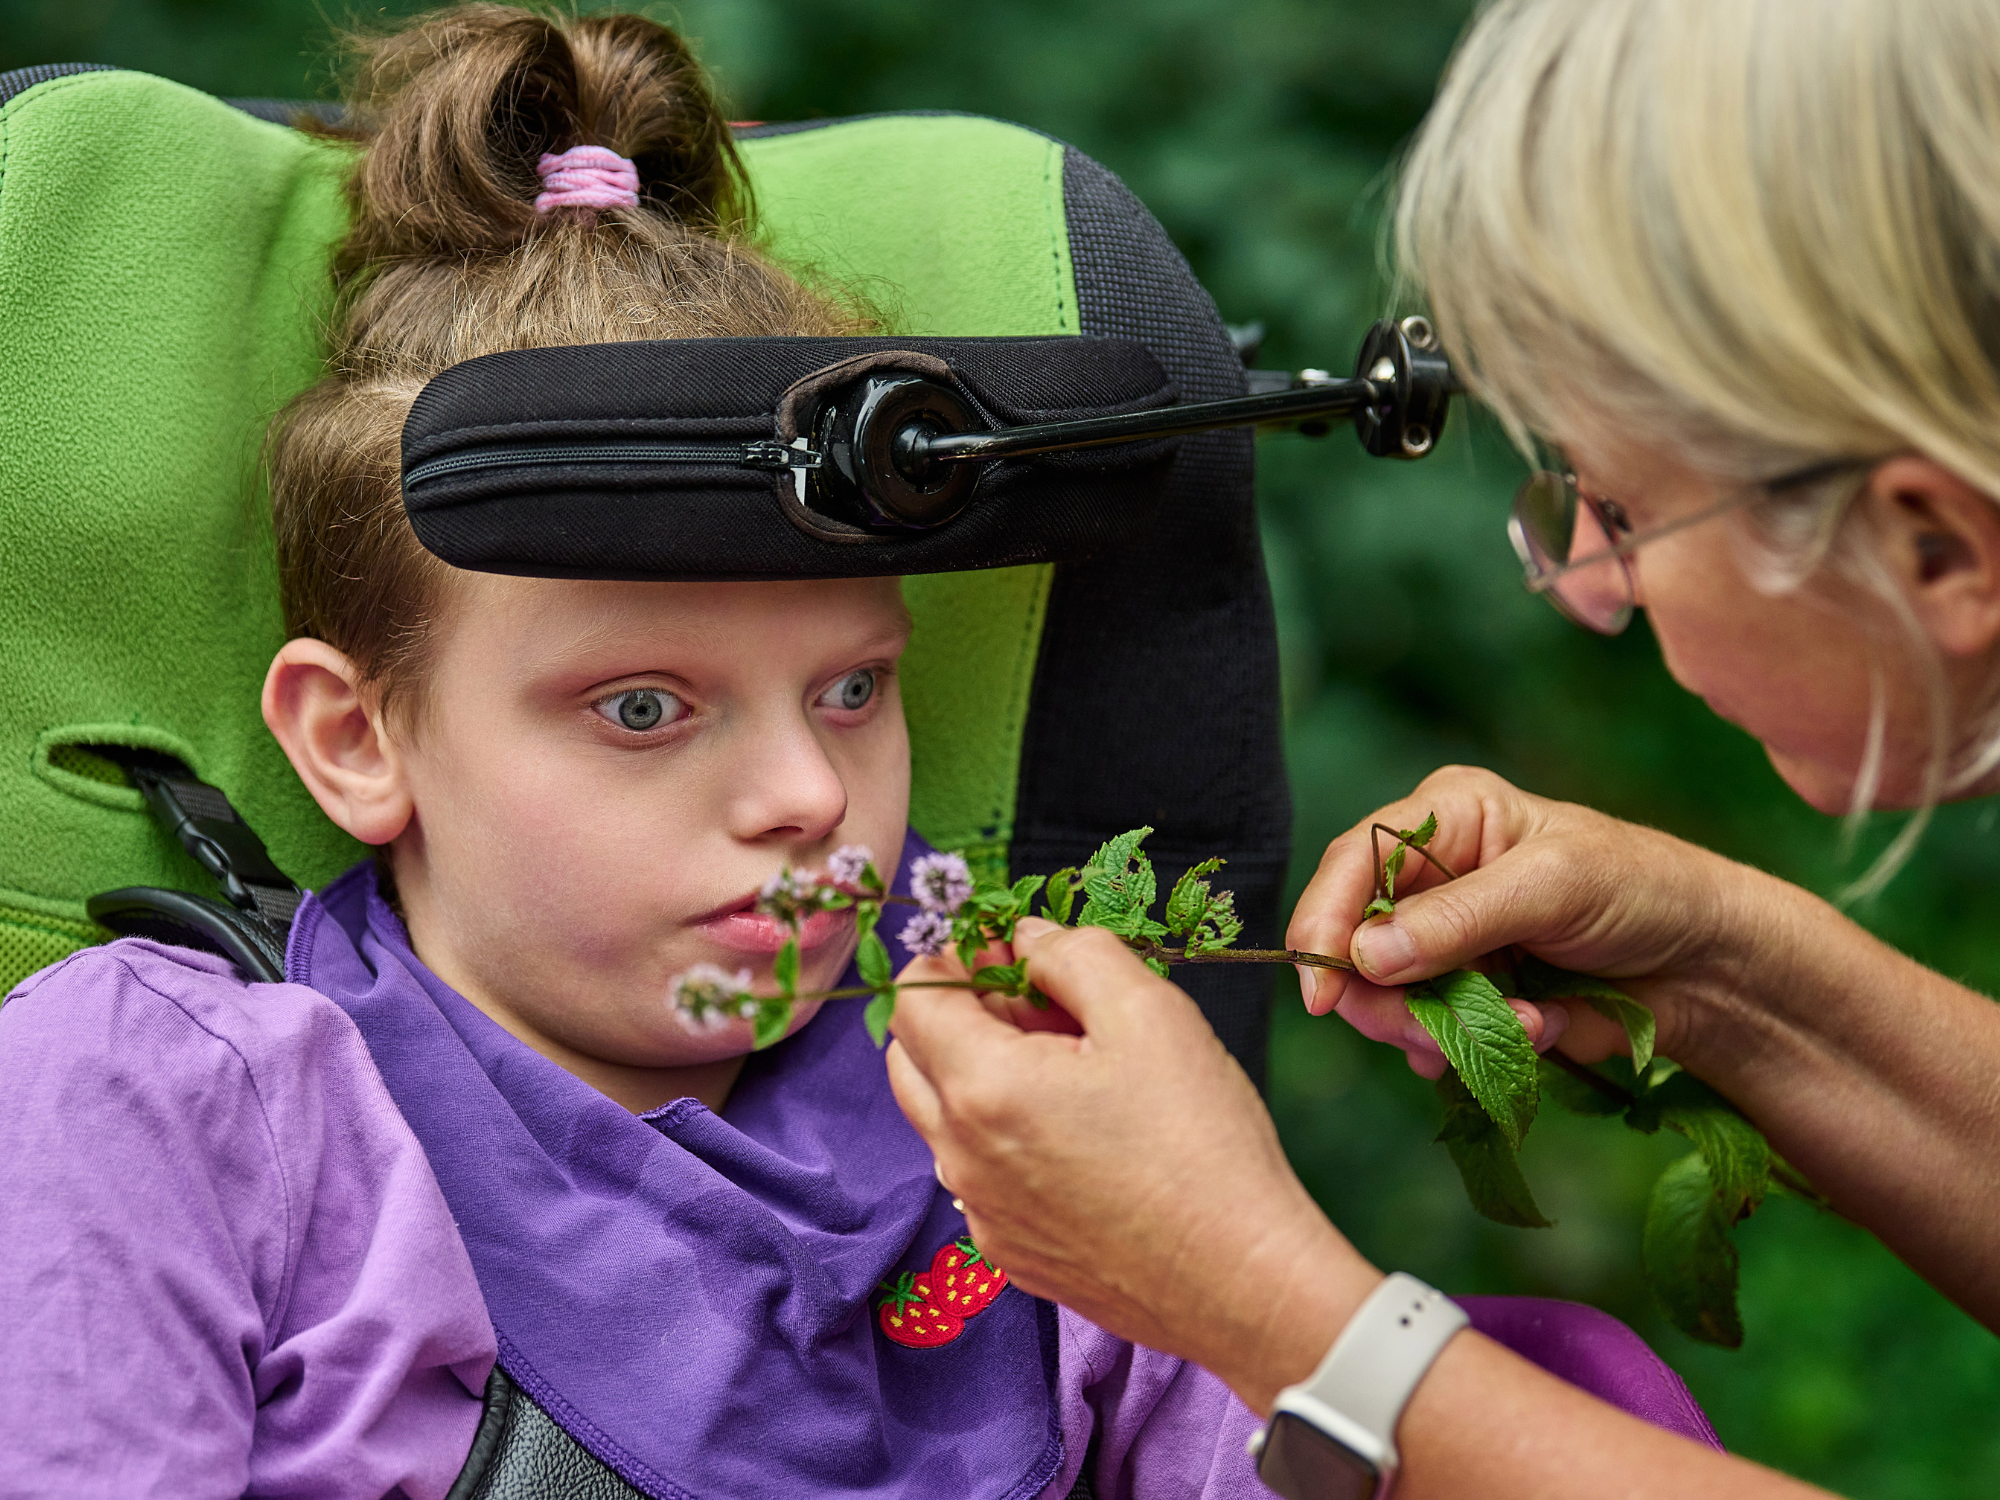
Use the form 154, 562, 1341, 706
1599, 498, 1634, 534
594, 689, 683, 732
820, 669, 877, 713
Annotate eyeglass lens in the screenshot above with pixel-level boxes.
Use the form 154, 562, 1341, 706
1510, 471, 1634, 634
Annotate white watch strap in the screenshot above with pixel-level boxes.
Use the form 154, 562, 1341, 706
1291, 1272, 1468, 1453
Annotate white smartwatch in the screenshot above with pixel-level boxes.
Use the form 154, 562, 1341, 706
1247, 1273, 1468, 1500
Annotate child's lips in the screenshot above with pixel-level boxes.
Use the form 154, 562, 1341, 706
697, 906, 848, 955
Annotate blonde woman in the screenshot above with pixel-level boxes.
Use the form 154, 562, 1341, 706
883, 1, 2000, 1496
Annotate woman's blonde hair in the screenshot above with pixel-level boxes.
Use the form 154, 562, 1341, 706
1395, 0, 2000, 894
269, 3, 869, 723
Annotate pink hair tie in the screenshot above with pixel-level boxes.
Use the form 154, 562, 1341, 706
534, 145, 640, 213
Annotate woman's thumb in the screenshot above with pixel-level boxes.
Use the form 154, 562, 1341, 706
1350, 875, 1506, 983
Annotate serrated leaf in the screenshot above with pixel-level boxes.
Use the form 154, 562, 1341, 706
774, 938, 800, 1000
1626, 1073, 1770, 1220
1165, 858, 1226, 936
1010, 874, 1047, 910
1044, 868, 1079, 925
863, 991, 896, 1048
752, 997, 794, 1051
1376, 812, 1438, 910
1515, 957, 1656, 1077
1643, 1153, 1744, 1348
1184, 887, 1243, 956
971, 962, 1027, 993
1434, 1072, 1553, 1228
1537, 1056, 1632, 1117
857, 930, 892, 990
1405, 811, 1439, 848
1361, 896, 1398, 921
856, 900, 880, 943
1404, 969, 1539, 1150
1078, 827, 1159, 932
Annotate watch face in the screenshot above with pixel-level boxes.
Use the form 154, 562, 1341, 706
1256, 1411, 1383, 1500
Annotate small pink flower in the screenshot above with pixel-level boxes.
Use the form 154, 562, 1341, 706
669, 963, 754, 1032
899, 908, 954, 958
910, 852, 974, 914
826, 845, 875, 888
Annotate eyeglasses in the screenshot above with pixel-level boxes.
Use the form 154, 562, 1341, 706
1508, 458, 1872, 635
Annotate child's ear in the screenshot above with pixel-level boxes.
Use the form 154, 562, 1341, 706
261, 639, 413, 846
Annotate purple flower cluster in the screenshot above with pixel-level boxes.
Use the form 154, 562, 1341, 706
756, 866, 823, 929
898, 908, 954, 959
825, 844, 876, 889
910, 851, 974, 914
668, 963, 755, 1032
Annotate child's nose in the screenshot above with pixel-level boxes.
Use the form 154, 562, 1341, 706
725, 717, 850, 845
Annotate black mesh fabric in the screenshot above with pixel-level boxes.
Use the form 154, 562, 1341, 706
1006, 149, 1291, 1080
403, 334, 1181, 580
0, 63, 113, 107
223, 98, 346, 128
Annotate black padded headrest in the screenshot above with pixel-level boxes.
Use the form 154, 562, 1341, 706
402, 334, 1180, 580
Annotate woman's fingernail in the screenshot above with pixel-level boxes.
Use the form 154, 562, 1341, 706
1355, 921, 1417, 978
1297, 966, 1319, 1010
1535, 1003, 1570, 1051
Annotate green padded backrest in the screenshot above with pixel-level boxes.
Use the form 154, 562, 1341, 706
0, 72, 1075, 992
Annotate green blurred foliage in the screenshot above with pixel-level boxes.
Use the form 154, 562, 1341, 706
5, 0, 1998, 1490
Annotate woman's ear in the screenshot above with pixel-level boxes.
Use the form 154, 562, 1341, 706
1863, 456, 2000, 658
261, 639, 413, 845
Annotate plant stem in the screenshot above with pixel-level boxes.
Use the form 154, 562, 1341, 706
1148, 944, 1354, 971
1547, 1048, 1636, 1106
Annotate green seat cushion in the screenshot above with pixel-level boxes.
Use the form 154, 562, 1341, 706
0, 73, 1077, 992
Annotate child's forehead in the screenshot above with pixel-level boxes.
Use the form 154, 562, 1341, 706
448, 572, 911, 669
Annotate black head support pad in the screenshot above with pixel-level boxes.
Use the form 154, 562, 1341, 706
401, 335, 1180, 581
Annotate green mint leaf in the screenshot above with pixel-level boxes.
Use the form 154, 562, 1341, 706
1404, 811, 1439, 849
1185, 887, 1243, 956
1143, 955, 1170, 977
855, 900, 880, 944
774, 938, 800, 1000
970, 962, 1027, 993
1625, 1072, 1770, 1221
1515, 957, 1655, 1078
863, 990, 896, 1048
1380, 842, 1408, 904
1377, 811, 1439, 909
1434, 1071, 1553, 1228
1044, 868, 1079, 925
857, 929, 893, 990
1164, 858, 1226, 937
752, 997, 794, 1051
1010, 874, 1047, 911
1537, 1056, 1632, 1117
1079, 827, 1159, 931
1361, 896, 1398, 921
1404, 969, 1539, 1150
1642, 1152, 1744, 1348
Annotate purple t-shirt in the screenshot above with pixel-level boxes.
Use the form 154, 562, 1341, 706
0, 940, 494, 1499
0, 937, 1262, 1499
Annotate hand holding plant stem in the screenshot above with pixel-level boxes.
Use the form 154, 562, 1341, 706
669, 816, 1820, 1349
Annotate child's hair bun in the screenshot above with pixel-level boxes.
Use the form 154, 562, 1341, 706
340, 3, 748, 267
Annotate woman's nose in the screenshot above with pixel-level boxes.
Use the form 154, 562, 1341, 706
724, 716, 850, 845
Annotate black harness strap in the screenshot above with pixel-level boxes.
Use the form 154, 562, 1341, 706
84, 747, 301, 983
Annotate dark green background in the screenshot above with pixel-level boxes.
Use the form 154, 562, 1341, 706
6, 1, 1996, 1491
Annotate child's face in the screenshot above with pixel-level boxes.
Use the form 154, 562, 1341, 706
285, 574, 912, 1092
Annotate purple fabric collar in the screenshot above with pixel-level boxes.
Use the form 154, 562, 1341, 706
288, 834, 1061, 1500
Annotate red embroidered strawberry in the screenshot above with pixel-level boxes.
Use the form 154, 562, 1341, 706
876, 1271, 964, 1349
928, 1235, 1009, 1318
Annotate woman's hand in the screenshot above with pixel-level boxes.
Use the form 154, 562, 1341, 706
1287, 765, 1778, 1081
885, 919, 1381, 1414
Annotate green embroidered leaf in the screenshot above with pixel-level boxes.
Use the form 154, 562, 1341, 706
1538, 1056, 1633, 1117
1642, 1153, 1744, 1348
1516, 956, 1656, 1078
1434, 1072, 1553, 1228
774, 938, 800, 1000
1164, 858, 1226, 936
863, 991, 897, 1048
1404, 969, 1539, 1150
857, 929, 893, 991
752, 996, 794, 1051
1625, 1072, 1771, 1221
1044, 868, 1080, 926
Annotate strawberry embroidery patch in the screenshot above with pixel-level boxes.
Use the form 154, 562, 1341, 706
875, 1236, 1009, 1348
929, 1236, 1009, 1318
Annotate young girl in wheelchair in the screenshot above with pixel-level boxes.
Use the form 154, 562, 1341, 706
0, 7, 1263, 1496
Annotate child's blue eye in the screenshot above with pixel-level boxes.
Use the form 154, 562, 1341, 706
821, 669, 876, 713
595, 689, 682, 732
